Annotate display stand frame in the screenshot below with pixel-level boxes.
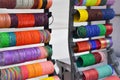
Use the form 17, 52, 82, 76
68, 0, 120, 80
0, 7, 57, 79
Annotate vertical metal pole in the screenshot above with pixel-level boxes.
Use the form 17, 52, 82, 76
68, 0, 76, 80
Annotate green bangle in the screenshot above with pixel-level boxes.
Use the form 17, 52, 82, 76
90, 0, 98, 6
0, 32, 10, 47
76, 53, 96, 67
86, 0, 91, 6
77, 26, 87, 38
100, 0, 107, 6
45, 46, 53, 57
96, 65, 113, 79
98, 24, 106, 36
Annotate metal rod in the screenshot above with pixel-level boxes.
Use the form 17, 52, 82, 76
115, 14, 120, 16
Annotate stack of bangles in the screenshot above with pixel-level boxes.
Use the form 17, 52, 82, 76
0, 30, 51, 48
74, 38, 113, 52
0, 13, 49, 28
73, 24, 113, 38
0, 46, 52, 66
76, 52, 105, 67
41, 76, 60, 80
74, 9, 115, 22
82, 65, 113, 80
1, 61, 55, 80
74, 0, 115, 6
0, 0, 52, 9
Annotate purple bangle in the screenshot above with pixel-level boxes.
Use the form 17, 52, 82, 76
34, 47, 41, 59
20, 49, 26, 62
24, 48, 33, 61
32, 48, 40, 59
44, 13, 49, 26
34, 13, 48, 26
0, 52, 4, 66
3, 51, 13, 65
30, 48, 36, 60
12, 50, 20, 63
17, 49, 25, 63
110, 38, 113, 47
107, 0, 115, 6
10, 14, 18, 28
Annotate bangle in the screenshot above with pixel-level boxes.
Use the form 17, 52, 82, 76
42, 0, 47, 9
74, 9, 88, 22
38, 0, 43, 9
32, 0, 39, 9
95, 0, 101, 6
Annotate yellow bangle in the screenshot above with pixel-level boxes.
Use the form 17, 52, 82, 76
74, 9, 88, 22
38, 0, 43, 9
40, 77, 55, 80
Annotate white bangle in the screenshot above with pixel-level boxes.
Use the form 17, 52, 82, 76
15, 0, 23, 9
28, 0, 34, 9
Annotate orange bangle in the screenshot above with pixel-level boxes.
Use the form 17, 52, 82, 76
33, 63, 39, 77
5, 14, 11, 28
24, 14, 35, 27
0, 14, 11, 28
77, 41, 91, 52
31, 30, 41, 43
33, 63, 42, 77
38, 0, 43, 9
99, 38, 107, 49
26, 64, 35, 78
46, 0, 52, 9
23, 31, 32, 45
95, 0, 101, 6
15, 32, 22, 46
17, 14, 35, 28
0, 14, 5, 28
17, 14, 23, 28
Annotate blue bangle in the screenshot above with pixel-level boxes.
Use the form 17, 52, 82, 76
101, 9, 115, 20
9, 32, 16, 46
89, 40, 97, 50
82, 0, 87, 6
94, 25, 100, 36
86, 25, 91, 37
74, 0, 79, 6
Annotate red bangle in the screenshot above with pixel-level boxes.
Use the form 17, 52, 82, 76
105, 24, 113, 36
46, 0, 53, 9
77, 41, 91, 52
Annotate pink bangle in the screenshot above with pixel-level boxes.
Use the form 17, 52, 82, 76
20, 65, 29, 80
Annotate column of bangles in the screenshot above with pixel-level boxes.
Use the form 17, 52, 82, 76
0, 13, 48, 28
0, 0, 52, 9
0, 30, 51, 48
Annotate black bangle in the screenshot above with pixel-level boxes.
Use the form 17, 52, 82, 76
100, 0, 107, 6
41, 0, 47, 9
